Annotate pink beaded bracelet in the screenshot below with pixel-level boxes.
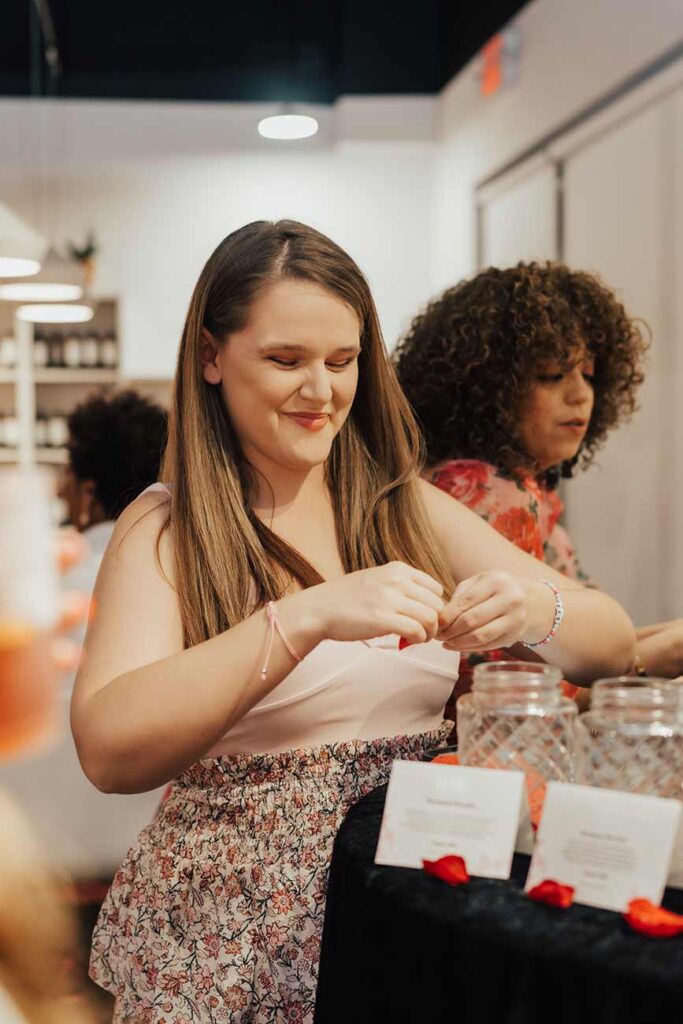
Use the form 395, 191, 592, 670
522, 580, 565, 649
260, 601, 302, 681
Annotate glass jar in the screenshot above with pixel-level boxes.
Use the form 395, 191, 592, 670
576, 677, 683, 799
457, 661, 577, 822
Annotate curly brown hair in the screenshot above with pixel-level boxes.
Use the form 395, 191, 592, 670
394, 262, 648, 486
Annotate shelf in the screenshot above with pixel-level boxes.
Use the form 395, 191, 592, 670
34, 368, 119, 384
0, 369, 16, 383
0, 449, 17, 462
35, 447, 68, 464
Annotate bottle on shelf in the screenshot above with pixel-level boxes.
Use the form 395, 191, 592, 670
46, 413, 69, 449
34, 415, 48, 449
0, 336, 16, 369
48, 332, 64, 369
3, 413, 19, 449
79, 330, 100, 369
63, 331, 82, 369
99, 331, 118, 369
33, 329, 49, 368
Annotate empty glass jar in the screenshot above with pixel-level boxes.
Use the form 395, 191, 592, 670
576, 677, 683, 799
457, 661, 577, 822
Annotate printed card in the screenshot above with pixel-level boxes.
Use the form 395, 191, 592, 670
525, 782, 682, 911
375, 760, 524, 879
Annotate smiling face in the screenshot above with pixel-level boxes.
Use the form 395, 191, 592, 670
517, 350, 596, 472
202, 278, 361, 480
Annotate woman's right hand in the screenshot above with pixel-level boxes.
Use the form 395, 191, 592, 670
300, 561, 445, 645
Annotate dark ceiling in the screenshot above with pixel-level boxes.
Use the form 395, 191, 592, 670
2, 0, 528, 103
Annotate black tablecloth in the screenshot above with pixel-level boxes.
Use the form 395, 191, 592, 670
314, 785, 683, 1024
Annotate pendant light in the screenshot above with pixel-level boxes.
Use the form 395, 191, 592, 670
16, 303, 93, 324
0, 245, 83, 301
0, 200, 45, 278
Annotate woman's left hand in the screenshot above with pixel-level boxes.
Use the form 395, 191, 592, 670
437, 571, 533, 652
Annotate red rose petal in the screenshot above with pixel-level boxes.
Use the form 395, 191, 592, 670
398, 637, 412, 650
422, 854, 470, 886
527, 879, 575, 908
624, 899, 683, 938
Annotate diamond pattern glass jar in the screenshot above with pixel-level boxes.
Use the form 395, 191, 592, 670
575, 677, 683, 799
457, 661, 577, 824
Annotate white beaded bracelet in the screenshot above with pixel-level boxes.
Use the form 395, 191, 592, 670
522, 580, 564, 649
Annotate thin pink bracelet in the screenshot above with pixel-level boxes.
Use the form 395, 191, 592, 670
260, 601, 302, 681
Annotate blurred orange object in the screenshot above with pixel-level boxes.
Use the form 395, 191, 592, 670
423, 854, 470, 886
527, 879, 575, 908
431, 752, 460, 765
624, 899, 683, 938
0, 621, 56, 757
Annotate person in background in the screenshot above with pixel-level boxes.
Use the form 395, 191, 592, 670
71, 221, 632, 1023
0, 391, 168, 942
59, 389, 168, 613
394, 261, 682, 691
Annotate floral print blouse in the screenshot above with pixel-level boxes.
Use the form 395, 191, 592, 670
427, 459, 592, 709
428, 459, 591, 583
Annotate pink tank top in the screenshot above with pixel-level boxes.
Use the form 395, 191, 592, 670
144, 484, 459, 755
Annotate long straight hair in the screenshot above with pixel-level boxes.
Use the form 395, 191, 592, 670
161, 220, 454, 647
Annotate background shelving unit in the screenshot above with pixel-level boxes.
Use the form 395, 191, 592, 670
0, 298, 122, 469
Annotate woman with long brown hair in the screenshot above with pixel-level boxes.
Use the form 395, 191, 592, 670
71, 221, 633, 1022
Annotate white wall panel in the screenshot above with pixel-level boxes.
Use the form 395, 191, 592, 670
563, 97, 680, 624
481, 164, 558, 267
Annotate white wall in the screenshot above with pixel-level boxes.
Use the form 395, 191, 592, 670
433, 0, 683, 289
0, 97, 437, 377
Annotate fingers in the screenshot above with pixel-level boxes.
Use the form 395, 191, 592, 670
383, 562, 444, 598
438, 572, 526, 652
405, 582, 444, 615
438, 574, 499, 634
396, 598, 440, 642
443, 615, 517, 652
409, 568, 444, 598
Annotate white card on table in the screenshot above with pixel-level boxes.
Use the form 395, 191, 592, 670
525, 782, 682, 912
375, 760, 524, 879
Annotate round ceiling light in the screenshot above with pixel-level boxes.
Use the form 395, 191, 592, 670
17, 303, 94, 324
0, 246, 84, 302
0, 281, 82, 301
257, 114, 319, 140
0, 257, 41, 278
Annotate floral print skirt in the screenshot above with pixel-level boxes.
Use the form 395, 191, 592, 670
89, 723, 450, 1024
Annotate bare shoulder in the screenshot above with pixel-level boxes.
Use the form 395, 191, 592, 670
103, 488, 175, 586
74, 488, 182, 705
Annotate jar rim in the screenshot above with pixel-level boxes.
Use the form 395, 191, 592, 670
472, 660, 563, 692
590, 676, 680, 713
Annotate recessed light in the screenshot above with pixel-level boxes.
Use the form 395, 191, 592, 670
257, 114, 319, 140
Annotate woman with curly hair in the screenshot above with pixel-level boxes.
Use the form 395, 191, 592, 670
395, 261, 681, 681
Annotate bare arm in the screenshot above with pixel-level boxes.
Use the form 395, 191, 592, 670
71, 493, 447, 795
635, 619, 683, 642
420, 480, 635, 685
635, 621, 683, 677
70, 494, 327, 794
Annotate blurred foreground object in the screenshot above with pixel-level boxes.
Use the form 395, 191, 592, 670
0, 786, 93, 1024
0, 469, 58, 757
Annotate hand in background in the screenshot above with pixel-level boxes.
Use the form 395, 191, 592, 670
636, 621, 683, 678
